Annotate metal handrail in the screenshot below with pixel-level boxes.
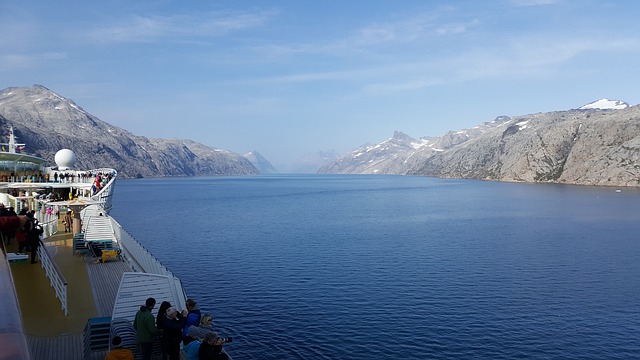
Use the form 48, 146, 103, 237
37, 239, 68, 316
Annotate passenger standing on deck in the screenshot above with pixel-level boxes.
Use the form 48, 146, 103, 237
182, 299, 202, 345
156, 301, 172, 329
198, 332, 229, 360
182, 326, 202, 360
161, 307, 187, 360
63, 211, 72, 232
195, 314, 215, 338
133, 297, 160, 360
15, 219, 28, 253
24, 213, 41, 264
0, 203, 11, 244
156, 301, 172, 360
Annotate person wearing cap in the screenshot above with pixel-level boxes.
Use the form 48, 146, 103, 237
105, 336, 134, 360
161, 306, 187, 360
182, 326, 202, 360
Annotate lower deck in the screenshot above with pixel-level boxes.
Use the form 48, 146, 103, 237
6, 219, 131, 360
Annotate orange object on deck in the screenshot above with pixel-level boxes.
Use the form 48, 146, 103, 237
101, 249, 120, 263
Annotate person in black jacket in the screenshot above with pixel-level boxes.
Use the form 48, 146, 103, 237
156, 301, 172, 360
24, 213, 41, 264
198, 332, 228, 360
162, 307, 187, 360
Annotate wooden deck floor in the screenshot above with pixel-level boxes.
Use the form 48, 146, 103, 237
26, 257, 130, 360
9, 221, 132, 360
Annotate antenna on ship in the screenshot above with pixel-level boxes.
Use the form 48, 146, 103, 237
0, 127, 26, 153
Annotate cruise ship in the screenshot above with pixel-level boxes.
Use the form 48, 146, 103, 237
0, 128, 216, 360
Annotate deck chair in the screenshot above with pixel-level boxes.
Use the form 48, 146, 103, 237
110, 318, 141, 356
73, 235, 89, 255
84, 240, 121, 263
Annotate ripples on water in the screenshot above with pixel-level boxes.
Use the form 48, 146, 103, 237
111, 175, 640, 359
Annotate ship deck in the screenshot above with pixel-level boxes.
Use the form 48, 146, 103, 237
7, 218, 131, 360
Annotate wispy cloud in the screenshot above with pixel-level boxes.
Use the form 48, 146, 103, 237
509, 0, 560, 7
0, 54, 36, 70
87, 10, 276, 43
0, 52, 67, 71
253, 66, 380, 84
251, 31, 638, 99
363, 79, 444, 96
361, 35, 638, 96
350, 13, 477, 47
252, 9, 479, 61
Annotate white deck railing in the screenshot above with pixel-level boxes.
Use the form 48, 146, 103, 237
110, 218, 174, 277
109, 217, 188, 312
89, 169, 117, 213
33, 171, 117, 318
38, 240, 68, 316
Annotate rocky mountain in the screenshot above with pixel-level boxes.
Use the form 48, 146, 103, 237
0, 85, 258, 178
244, 151, 278, 174
320, 100, 640, 187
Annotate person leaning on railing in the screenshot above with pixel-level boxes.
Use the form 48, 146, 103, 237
198, 332, 229, 360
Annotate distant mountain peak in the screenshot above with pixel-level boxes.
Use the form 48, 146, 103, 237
391, 130, 416, 143
244, 150, 278, 174
579, 98, 629, 110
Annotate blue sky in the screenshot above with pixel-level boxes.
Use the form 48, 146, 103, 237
2, 0, 640, 168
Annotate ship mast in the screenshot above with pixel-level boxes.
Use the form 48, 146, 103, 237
0, 127, 25, 153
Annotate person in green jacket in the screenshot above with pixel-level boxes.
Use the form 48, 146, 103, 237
134, 297, 159, 360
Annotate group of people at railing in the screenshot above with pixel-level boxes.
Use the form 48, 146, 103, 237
91, 171, 113, 195
3, 173, 115, 210
117, 297, 229, 360
0, 169, 115, 188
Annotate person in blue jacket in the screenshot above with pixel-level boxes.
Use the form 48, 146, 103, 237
182, 299, 202, 344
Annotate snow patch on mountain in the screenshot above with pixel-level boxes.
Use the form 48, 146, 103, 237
579, 98, 629, 110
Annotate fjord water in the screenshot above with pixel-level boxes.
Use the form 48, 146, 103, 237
111, 175, 640, 360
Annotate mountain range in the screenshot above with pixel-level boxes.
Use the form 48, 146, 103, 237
320, 99, 640, 187
0, 85, 258, 178
1, 85, 638, 187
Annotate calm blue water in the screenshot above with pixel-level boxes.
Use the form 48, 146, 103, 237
110, 175, 640, 360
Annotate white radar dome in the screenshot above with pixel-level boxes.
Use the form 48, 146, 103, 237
55, 149, 77, 170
